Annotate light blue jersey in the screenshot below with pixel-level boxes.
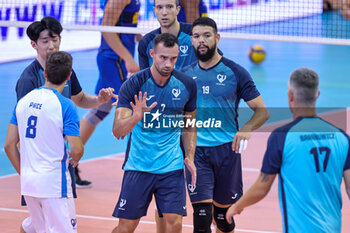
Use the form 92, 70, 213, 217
262, 117, 350, 233
117, 68, 197, 174
182, 57, 260, 146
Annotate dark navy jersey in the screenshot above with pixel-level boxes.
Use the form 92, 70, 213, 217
178, 0, 208, 23
16, 59, 82, 101
262, 117, 350, 233
117, 68, 197, 173
138, 22, 196, 70
99, 0, 140, 59
181, 57, 260, 146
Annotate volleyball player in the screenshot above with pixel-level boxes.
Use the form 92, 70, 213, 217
5, 51, 83, 233
226, 67, 350, 233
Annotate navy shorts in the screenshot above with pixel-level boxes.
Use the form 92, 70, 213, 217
185, 142, 242, 205
113, 169, 187, 220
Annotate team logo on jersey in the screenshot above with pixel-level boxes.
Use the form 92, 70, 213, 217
217, 74, 227, 83
188, 184, 196, 193
172, 88, 181, 99
146, 95, 155, 101
179, 45, 189, 56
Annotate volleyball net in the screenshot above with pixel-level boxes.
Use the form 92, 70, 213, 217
1, 0, 350, 62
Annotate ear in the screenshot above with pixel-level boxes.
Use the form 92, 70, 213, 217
288, 89, 294, 102
44, 69, 48, 79
150, 48, 155, 59
316, 89, 320, 99
66, 71, 72, 81
216, 33, 220, 43
176, 5, 181, 15
287, 89, 294, 110
30, 40, 37, 50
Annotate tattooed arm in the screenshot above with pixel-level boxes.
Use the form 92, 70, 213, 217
226, 173, 276, 222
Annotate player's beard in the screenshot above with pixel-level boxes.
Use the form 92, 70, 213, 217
194, 43, 217, 62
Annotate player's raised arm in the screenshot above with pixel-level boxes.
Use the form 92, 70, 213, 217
113, 92, 157, 139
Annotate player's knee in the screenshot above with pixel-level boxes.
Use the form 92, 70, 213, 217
83, 109, 110, 126
213, 205, 235, 232
163, 213, 182, 231
192, 202, 212, 233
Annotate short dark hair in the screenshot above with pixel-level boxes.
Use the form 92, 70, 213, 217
26, 16, 63, 42
154, 0, 179, 6
45, 51, 72, 85
192, 17, 218, 34
289, 67, 319, 105
153, 33, 179, 50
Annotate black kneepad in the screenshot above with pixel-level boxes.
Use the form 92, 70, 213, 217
213, 205, 235, 232
192, 202, 213, 233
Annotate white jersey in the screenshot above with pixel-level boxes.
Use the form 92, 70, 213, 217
10, 87, 80, 198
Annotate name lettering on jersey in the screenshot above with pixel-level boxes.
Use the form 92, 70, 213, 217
172, 88, 181, 100
216, 74, 227, 85
179, 45, 189, 56
29, 102, 42, 110
119, 199, 127, 210
300, 133, 335, 141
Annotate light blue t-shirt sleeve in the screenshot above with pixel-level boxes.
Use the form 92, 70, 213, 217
10, 104, 18, 125
59, 97, 80, 137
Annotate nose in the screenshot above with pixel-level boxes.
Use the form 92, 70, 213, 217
48, 40, 55, 50
164, 59, 172, 68
161, 7, 167, 15
198, 35, 205, 43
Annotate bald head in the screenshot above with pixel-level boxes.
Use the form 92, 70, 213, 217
289, 68, 319, 106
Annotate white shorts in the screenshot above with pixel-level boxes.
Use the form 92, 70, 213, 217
23, 196, 77, 233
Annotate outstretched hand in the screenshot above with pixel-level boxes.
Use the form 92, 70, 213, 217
97, 87, 115, 104
131, 91, 157, 122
